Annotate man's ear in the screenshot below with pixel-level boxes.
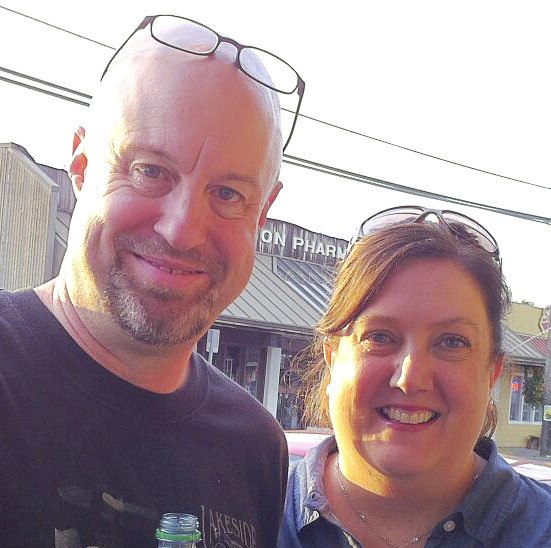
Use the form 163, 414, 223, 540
259, 180, 283, 228
69, 126, 87, 194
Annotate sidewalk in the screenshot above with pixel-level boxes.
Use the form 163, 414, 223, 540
499, 446, 551, 486
500, 446, 551, 466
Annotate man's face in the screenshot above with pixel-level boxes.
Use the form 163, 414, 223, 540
68, 47, 281, 346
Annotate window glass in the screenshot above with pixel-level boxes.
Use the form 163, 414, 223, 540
243, 346, 261, 400
509, 373, 542, 422
509, 375, 523, 421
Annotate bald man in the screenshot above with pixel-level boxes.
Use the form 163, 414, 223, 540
0, 15, 298, 548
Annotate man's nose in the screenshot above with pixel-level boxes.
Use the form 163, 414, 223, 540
389, 350, 434, 395
153, 184, 208, 251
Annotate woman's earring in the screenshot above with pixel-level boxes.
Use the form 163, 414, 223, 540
480, 398, 498, 439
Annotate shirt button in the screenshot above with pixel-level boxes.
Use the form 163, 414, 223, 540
443, 520, 456, 533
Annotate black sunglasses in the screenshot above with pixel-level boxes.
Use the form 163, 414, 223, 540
101, 15, 305, 152
348, 206, 501, 266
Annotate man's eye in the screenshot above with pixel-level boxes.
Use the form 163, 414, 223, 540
209, 186, 248, 219
217, 187, 242, 202
135, 164, 162, 179
128, 163, 175, 195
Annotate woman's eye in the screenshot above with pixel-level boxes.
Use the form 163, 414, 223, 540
368, 332, 392, 344
358, 331, 395, 347
439, 335, 470, 349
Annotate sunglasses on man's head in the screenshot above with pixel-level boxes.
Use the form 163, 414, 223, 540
101, 14, 305, 152
347, 206, 501, 266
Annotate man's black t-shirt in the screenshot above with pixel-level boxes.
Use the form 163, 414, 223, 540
0, 289, 287, 547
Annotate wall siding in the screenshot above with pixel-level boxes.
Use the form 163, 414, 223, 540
0, 146, 58, 290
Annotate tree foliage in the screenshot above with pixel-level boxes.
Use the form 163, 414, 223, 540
523, 366, 544, 407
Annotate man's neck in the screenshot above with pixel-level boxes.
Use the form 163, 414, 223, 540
34, 278, 195, 394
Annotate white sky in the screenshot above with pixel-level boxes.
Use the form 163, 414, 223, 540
0, 0, 549, 309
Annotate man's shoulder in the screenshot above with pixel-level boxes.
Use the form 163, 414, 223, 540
0, 288, 43, 321
0, 288, 21, 314
0, 288, 71, 377
192, 351, 262, 404
0, 288, 38, 342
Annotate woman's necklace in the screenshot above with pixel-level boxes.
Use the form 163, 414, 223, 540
334, 459, 433, 548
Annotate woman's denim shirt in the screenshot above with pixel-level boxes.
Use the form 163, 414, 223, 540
278, 436, 551, 547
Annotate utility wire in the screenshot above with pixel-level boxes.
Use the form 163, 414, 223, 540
1, 2, 549, 192
0, 74, 90, 106
0, 63, 550, 226
0, 5, 115, 49
0, 66, 92, 99
283, 154, 551, 226
0, 65, 549, 226
283, 108, 551, 191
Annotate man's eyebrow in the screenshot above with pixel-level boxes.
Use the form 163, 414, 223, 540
112, 142, 174, 163
211, 172, 262, 187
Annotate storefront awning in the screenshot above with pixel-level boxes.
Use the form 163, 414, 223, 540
503, 329, 547, 366
217, 253, 332, 335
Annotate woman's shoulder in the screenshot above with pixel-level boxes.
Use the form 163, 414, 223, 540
514, 473, 551, 504
490, 475, 551, 545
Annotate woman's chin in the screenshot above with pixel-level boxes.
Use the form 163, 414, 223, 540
357, 441, 437, 479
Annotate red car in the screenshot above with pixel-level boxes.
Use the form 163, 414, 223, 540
284, 430, 331, 462
284, 430, 551, 485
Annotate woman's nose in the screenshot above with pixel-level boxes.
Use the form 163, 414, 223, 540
389, 352, 434, 394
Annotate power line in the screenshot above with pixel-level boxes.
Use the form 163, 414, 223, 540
283, 108, 551, 191
0, 66, 549, 226
2, 3, 549, 191
0, 74, 90, 106
0, 5, 115, 49
0, 66, 92, 99
282, 154, 551, 226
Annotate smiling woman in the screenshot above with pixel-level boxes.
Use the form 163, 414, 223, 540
278, 207, 551, 548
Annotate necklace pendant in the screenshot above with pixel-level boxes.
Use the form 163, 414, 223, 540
411, 537, 420, 543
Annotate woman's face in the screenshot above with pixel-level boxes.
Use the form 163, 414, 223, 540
326, 258, 503, 479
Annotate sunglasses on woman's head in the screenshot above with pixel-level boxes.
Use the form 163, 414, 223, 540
347, 206, 501, 267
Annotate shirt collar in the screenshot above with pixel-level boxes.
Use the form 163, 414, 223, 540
293, 436, 520, 544
294, 435, 338, 531
452, 437, 520, 544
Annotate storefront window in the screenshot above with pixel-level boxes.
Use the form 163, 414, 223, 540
243, 346, 261, 401
277, 350, 305, 430
509, 374, 542, 423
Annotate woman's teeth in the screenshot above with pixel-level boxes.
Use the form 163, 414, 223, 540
380, 407, 437, 425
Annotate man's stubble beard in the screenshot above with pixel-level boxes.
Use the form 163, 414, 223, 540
104, 235, 227, 347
